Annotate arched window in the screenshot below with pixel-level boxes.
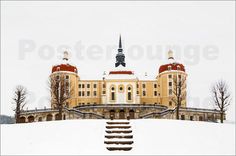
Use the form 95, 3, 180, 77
127, 85, 132, 101
46, 114, 53, 121
28, 116, 34, 123
19, 117, 26, 123
110, 85, 116, 101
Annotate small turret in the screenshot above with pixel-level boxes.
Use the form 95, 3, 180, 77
63, 51, 69, 61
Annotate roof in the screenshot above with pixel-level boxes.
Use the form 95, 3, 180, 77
159, 62, 185, 74
52, 64, 78, 74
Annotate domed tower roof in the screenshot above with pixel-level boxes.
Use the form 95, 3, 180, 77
159, 50, 185, 74
51, 51, 78, 74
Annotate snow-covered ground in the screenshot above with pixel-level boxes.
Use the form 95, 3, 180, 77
1, 119, 235, 155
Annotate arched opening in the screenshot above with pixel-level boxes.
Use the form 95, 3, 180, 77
127, 86, 133, 101
119, 110, 125, 119
55, 114, 60, 120
110, 110, 115, 119
38, 117, 42, 122
63, 114, 66, 120
19, 117, 26, 123
129, 110, 135, 119
28, 116, 35, 123
110, 85, 116, 101
46, 114, 53, 121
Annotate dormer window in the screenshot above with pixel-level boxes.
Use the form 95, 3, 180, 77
168, 66, 171, 71
177, 65, 180, 70
57, 67, 60, 71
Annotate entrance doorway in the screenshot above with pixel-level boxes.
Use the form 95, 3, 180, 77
119, 110, 125, 119
129, 110, 135, 119
110, 110, 115, 119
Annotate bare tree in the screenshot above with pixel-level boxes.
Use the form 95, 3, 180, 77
171, 75, 186, 120
12, 85, 27, 123
212, 80, 231, 123
49, 74, 73, 120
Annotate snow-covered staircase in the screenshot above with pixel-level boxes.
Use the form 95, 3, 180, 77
105, 121, 134, 151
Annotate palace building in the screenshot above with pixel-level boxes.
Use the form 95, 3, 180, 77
19, 36, 224, 123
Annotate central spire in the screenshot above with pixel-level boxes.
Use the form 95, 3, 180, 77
115, 35, 126, 67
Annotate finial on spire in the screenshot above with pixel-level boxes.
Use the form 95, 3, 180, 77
63, 51, 69, 61
119, 34, 122, 49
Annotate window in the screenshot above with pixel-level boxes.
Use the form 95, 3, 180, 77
66, 75, 69, 79
143, 91, 146, 96
93, 91, 97, 96
137, 91, 139, 94
56, 75, 60, 80
169, 101, 172, 106
82, 91, 85, 96
79, 91, 81, 96
169, 82, 172, 87
127, 86, 132, 101
169, 89, 172, 95
168, 75, 172, 78
178, 75, 181, 79
87, 84, 90, 88
111, 87, 115, 91
154, 91, 157, 96
181, 115, 185, 120
154, 84, 157, 88
102, 91, 106, 94
82, 84, 85, 88
78, 84, 81, 88
168, 66, 171, 70
137, 84, 139, 88
128, 92, 132, 100
158, 93, 161, 96
142, 84, 146, 88
177, 65, 180, 70
87, 91, 90, 96
103, 84, 106, 88
93, 84, 97, 88
190, 116, 194, 121
119, 86, 123, 91
111, 92, 115, 100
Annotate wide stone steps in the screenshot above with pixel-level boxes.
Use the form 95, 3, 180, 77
105, 135, 133, 139
106, 126, 131, 129
104, 120, 134, 151
106, 130, 132, 134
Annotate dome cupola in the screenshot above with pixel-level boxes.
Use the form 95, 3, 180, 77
52, 51, 78, 74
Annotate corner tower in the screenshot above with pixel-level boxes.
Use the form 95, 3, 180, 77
157, 50, 187, 108
50, 51, 79, 109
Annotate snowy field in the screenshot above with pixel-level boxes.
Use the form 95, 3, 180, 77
1, 119, 235, 155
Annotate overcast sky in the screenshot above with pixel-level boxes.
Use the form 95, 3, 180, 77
1, 1, 235, 121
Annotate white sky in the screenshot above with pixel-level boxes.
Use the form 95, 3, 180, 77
1, 1, 235, 121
